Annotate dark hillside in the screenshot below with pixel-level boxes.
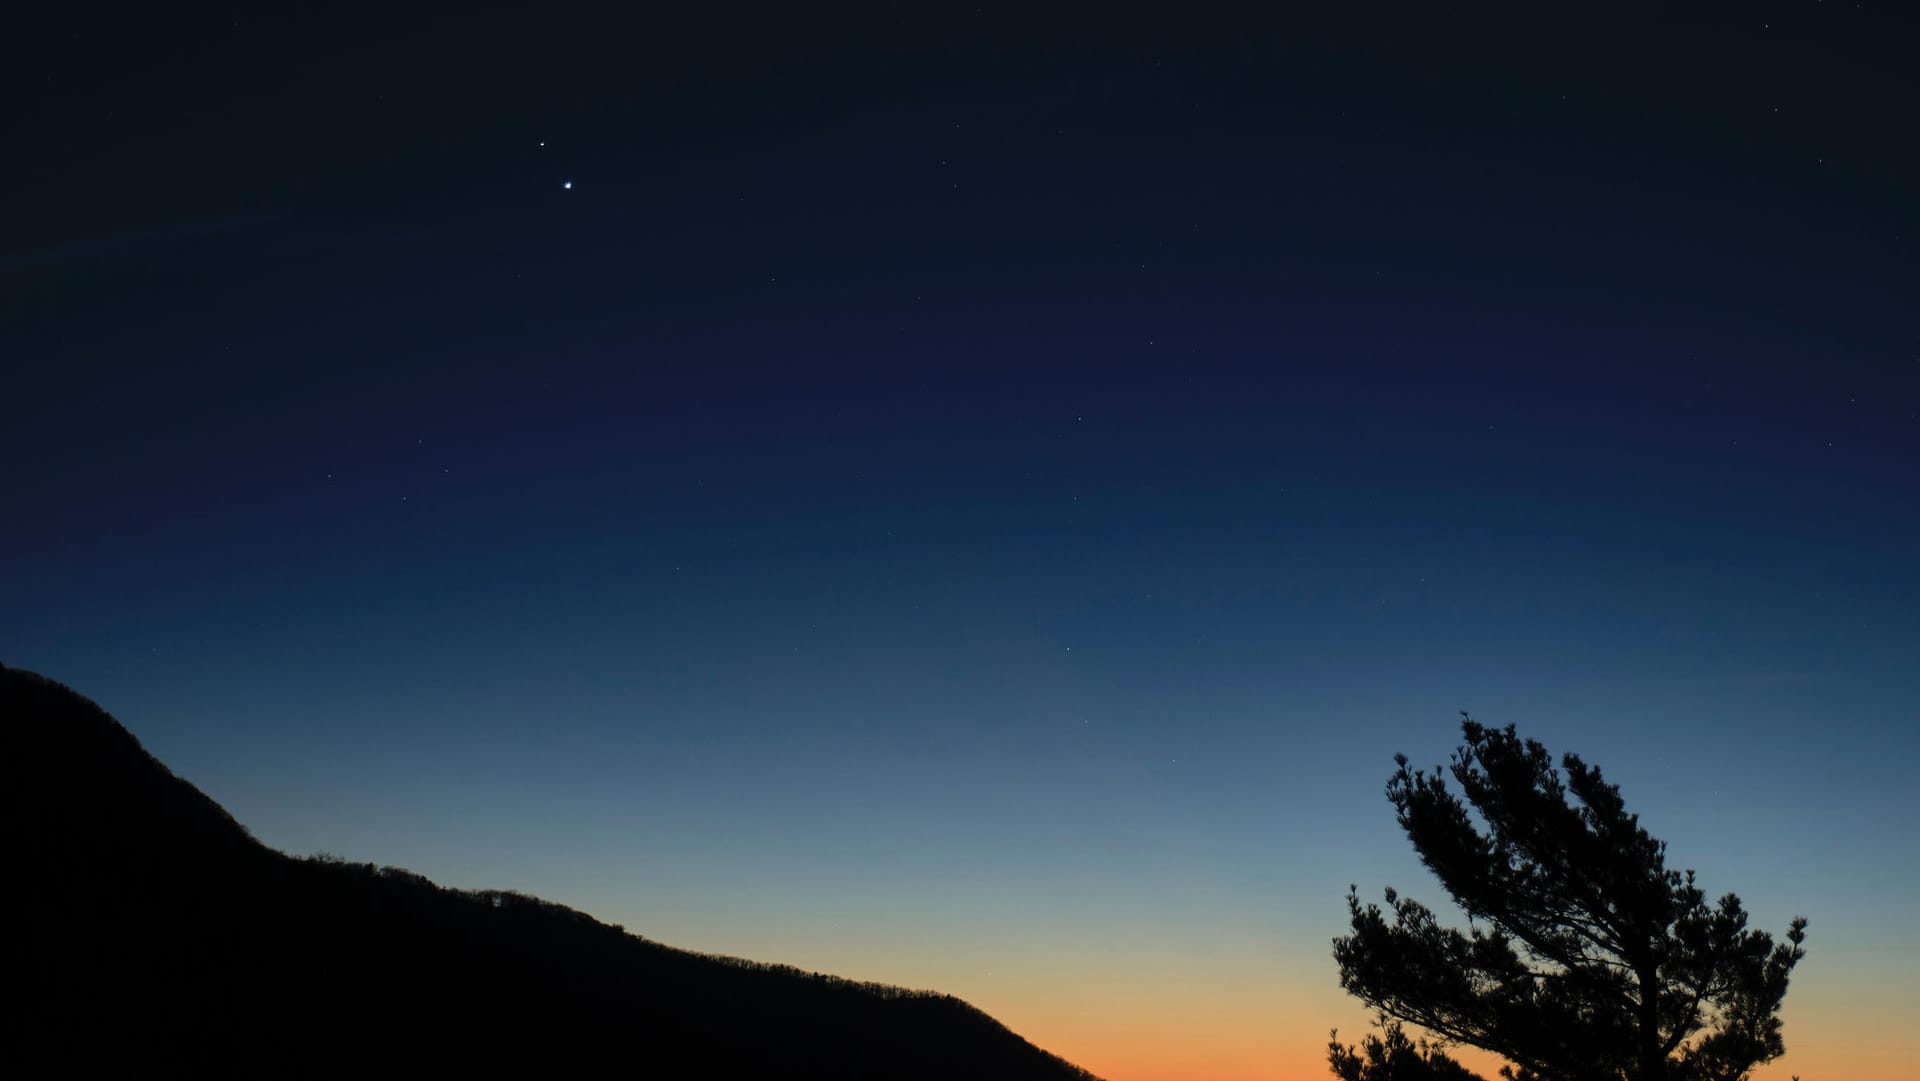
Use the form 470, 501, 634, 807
1, 663, 1098, 1079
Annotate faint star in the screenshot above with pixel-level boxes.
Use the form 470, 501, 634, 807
562, 180, 573, 190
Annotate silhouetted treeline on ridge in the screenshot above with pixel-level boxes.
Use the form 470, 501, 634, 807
1, 663, 1099, 1079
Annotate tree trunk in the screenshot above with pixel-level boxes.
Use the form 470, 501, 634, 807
1637, 963, 1664, 1081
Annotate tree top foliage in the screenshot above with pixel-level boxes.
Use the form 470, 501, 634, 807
1331, 716, 1807, 1081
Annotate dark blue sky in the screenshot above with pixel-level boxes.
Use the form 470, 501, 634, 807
5, 5, 1917, 1078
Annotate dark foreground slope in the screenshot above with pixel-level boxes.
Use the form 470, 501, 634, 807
1, 664, 1098, 1080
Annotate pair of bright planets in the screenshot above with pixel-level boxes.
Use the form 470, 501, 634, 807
539, 141, 574, 191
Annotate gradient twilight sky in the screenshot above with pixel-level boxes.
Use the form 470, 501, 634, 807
5, 4, 1917, 1078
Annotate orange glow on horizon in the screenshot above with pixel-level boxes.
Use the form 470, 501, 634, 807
598, 902, 1914, 1081
934, 972, 1912, 1081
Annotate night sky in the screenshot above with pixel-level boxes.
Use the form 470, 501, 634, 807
5, 5, 1917, 1079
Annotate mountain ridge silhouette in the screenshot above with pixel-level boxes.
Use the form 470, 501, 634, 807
1, 662, 1101, 1079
